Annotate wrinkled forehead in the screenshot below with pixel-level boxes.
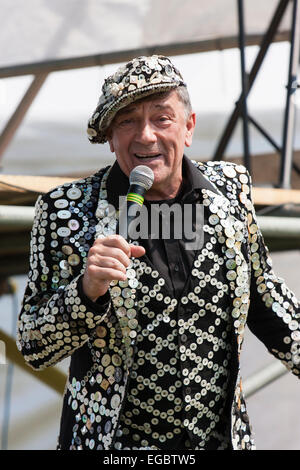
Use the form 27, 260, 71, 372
113, 89, 182, 119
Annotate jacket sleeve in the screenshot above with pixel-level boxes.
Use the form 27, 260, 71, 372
244, 175, 300, 377
16, 194, 111, 371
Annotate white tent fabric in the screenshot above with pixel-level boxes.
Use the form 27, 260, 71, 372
0, 0, 292, 69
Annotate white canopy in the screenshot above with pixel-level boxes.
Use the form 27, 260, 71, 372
0, 0, 292, 70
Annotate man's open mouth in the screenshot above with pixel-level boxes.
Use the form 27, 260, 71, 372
134, 153, 162, 159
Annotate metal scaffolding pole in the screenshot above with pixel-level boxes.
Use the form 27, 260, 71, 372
213, 0, 290, 162
279, 0, 300, 188
0, 33, 291, 80
212, 0, 300, 190
243, 361, 288, 398
237, 0, 251, 173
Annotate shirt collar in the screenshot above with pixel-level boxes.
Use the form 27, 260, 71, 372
182, 155, 219, 197
106, 160, 129, 208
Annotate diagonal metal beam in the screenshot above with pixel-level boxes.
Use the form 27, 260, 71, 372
0, 328, 67, 395
243, 361, 288, 398
0, 73, 48, 161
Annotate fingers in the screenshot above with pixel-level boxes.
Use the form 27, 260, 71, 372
130, 244, 145, 258
100, 235, 132, 257
93, 235, 145, 261
89, 254, 128, 276
87, 263, 127, 282
90, 246, 131, 270
82, 235, 146, 301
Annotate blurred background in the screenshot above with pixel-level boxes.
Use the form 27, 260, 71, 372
0, 0, 300, 450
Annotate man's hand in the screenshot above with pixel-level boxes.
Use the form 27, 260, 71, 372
82, 235, 145, 302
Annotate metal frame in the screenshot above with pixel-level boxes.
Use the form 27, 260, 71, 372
280, 0, 300, 187
213, 0, 300, 189
0, 73, 48, 159
237, 0, 251, 174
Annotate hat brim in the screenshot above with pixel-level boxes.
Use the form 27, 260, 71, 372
87, 82, 184, 144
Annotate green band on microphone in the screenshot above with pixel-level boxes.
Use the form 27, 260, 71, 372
127, 193, 144, 206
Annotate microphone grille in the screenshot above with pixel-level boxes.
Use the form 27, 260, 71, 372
129, 165, 154, 191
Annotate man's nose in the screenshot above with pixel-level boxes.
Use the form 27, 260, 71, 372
135, 121, 157, 144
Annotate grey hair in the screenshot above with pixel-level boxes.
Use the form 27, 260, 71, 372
174, 86, 193, 120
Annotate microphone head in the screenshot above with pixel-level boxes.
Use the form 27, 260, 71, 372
129, 165, 154, 191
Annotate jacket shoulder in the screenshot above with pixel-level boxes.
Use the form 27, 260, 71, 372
39, 166, 111, 205
193, 160, 250, 181
192, 160, 253, 214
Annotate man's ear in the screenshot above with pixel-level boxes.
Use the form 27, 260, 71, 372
106, 128, 114, 153
185, 112, 196, 148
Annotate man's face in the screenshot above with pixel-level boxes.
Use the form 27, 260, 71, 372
107, 90, 196, 200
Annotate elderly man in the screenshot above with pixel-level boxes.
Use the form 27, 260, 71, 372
17, 55, 300, 451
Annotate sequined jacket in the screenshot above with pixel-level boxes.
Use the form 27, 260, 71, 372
17, 160, 300, 450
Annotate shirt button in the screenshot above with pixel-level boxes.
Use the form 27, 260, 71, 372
174, 264, 180, 272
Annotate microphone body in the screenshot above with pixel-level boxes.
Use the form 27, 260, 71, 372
117, 165, 154, 241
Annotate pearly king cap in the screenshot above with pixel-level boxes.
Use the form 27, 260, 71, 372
87, 55, 186, 144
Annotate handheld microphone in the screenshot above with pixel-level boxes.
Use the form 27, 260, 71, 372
118, 165, 154, 241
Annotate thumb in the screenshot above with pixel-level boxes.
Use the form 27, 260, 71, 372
130, 244, 146, 258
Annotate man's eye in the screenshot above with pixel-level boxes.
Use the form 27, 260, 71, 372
158, 116, 170, 122
119, 118, 133, 126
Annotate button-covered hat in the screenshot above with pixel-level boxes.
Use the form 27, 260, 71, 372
87, 55, 186, 144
